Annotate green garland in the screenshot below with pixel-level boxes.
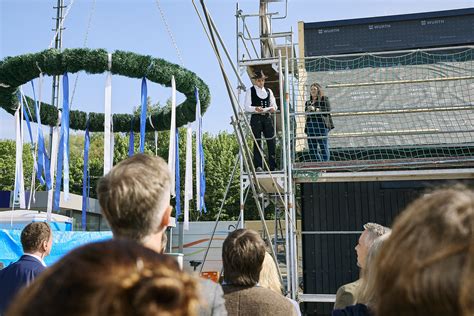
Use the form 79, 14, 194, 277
0, 48, 210, 132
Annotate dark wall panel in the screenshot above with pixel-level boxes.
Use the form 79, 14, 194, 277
300, 179, 474, 316
304, 8, 474, 56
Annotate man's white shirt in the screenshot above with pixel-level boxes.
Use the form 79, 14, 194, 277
244, 85, 277, 113
23, 253, 47, 267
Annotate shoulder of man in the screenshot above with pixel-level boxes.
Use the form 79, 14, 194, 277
334, 279, 362, 309
19, 256, 45, 270
223, 285, 294, 315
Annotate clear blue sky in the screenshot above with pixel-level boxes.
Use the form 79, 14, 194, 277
1, 0, 472, 140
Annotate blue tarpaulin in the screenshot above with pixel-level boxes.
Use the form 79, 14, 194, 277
0, 229, 112, 267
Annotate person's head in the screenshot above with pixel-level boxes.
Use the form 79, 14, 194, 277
252, 70, 267, 88
259, 252, 282, 294
373, 186, 474, 316
355, 222, 389, 269
97, 154, 172, 252
7, 239, 199, 316
309, 83, 324, 100
355, 232, 391, 306
222, 228, 266, 286
21, 222, 52, 258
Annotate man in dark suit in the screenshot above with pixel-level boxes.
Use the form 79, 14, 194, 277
221, 229, 295, 316
0, 222, 53, 314
97, 154, 227, 316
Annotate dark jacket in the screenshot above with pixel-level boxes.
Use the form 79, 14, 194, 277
305, 96, 335, 132
332, 303, 372, 316
0, 255, 46, 315
222, 284, 296, 316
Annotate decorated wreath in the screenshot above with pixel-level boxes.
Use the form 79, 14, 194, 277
0, 48, 210, 132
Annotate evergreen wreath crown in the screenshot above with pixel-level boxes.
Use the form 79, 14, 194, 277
0, 48, 211, 132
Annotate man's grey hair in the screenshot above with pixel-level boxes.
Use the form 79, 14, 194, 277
363, 222, 391, 247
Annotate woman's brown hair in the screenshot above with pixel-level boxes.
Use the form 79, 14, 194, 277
7, 239, 199, 316
373, 185, 474, 316
310, 83, 325, 100
222, 228, 266, 286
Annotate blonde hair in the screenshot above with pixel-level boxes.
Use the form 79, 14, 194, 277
362, 222, 390, 247
373, 186, 474, 316
355, 232, 391, 306
97, 154, 171, 242
7, 239, 199, 316
259, 252, 283, 294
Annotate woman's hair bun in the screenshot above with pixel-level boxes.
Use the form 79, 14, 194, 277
125, 268, 199, 315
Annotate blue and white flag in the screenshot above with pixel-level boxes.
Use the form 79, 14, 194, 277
53, 73, 71, 210
168, 76, 176, 197
184, 123, 193, 230
31, 79, 51, 189
195, 88, 206, 213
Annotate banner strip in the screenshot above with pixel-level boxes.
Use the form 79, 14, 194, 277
184, 123, 193, 230
103, 53, 112, 174
128, 117, 135, 157
82, 117, 90, 231
168, 76, 176, 197
139, 77, 147, 153
175, 128, 181, 219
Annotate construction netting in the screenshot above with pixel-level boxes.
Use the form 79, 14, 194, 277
290, 47, 474, 171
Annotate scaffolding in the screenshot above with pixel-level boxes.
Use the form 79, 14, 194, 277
235, 1, 474, 304
235, 0, 299, 299
196, 0, 474, 305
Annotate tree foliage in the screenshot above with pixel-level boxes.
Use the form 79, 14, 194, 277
0, 140, 34, 191
0, 129, 253, 221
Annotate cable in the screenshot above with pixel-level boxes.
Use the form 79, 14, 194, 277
70, 0, 96, 110
48, 0, 76, 49
154, 0, 184, 67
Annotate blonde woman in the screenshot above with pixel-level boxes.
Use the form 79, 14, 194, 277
260, 252, 301, 316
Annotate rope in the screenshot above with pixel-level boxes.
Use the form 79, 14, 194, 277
70, 0, 97, 110
154, 0, 184, 66
48, 0, 76, 49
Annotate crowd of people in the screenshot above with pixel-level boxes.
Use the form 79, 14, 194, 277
0, 153, 473, 316
332, 186, 474, 316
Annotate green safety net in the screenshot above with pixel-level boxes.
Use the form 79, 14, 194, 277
291, 47, 474, 171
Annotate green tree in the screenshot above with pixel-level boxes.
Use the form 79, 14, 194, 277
0, 140, 34, 191
0, 129, 267, 221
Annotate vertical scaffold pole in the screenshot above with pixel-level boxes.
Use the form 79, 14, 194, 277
285, 56, 298, 299
49, 0, 65, 152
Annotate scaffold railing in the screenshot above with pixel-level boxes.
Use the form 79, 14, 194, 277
289, 46, 474, 173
